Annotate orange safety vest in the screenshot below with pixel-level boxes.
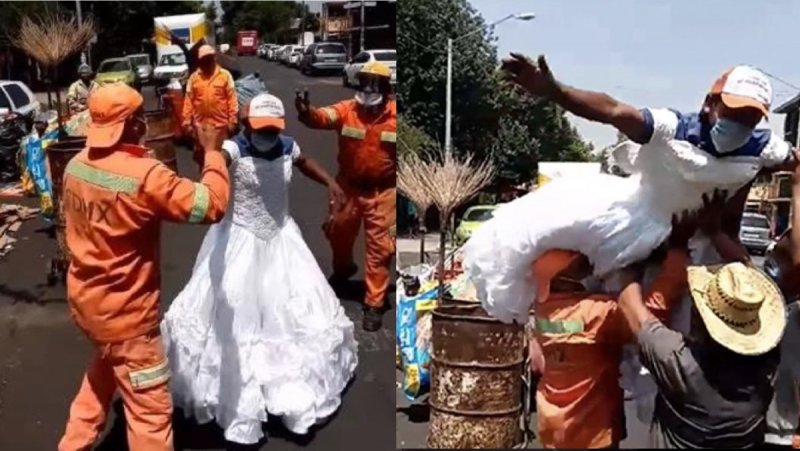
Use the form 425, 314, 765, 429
62, 145, 230, 342
182, 66, 238, 129
307, 99, 396, 188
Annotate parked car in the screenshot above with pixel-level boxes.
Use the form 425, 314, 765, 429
96, 57, 137, 87
455, 205, 498, 245
288, 46, 305, 68
266, 44, 282, 60
0, 80, 40, 117
343, 49, 397, 86
300, 42, 348, 76
127, 53, 153, 86
153, 52, 189, 85
277, 45, 293, 65
739, 212, 773, 255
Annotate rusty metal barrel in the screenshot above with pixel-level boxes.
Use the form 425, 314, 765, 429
145, 110, 179, 174
46, 137, 86, 273
427, 298, 525, 449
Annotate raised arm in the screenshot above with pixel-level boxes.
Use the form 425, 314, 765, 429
502, 53, 652, 144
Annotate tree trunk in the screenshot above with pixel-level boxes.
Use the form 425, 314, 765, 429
437, 214, 449, 301
418, 213, 426, 264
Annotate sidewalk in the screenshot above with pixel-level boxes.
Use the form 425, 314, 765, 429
396, 233, 455, 268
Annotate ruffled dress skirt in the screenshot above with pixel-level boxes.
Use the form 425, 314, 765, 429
161, 218, 358, 444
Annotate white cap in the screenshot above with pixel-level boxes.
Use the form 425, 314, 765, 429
710, 65, 772, 116
247, 93, 285, 130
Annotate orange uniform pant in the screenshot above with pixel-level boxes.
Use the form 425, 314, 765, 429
325, 183, 396, 308
58, 331, 173, 451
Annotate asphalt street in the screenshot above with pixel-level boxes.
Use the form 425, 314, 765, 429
0, 57, 395, 450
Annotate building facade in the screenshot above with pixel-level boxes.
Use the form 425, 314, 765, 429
319, 0, 396, 58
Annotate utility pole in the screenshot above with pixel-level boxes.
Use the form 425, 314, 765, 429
301, 0, 306, 45
359, 0, 365, 53
76, 0, 88, 66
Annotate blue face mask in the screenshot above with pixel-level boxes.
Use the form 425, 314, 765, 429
709, 118, 753, 153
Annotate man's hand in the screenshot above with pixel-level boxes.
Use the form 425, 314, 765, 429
328, 181, 346, 214
697, 189, 728, 236
669, 210, 698, 248
294, 88, 310, 115
501, 53, 561, 98
196, 125, 224, 153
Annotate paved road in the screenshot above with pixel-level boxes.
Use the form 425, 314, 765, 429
0, 57, 395, 450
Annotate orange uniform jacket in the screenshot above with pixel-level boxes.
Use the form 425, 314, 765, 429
182, 66, 238, 129
306, 99, 396, 187
533, 249, 688, 449
63, 145, 230, 343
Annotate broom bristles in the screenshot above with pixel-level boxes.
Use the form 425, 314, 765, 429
10, 13, 96, 68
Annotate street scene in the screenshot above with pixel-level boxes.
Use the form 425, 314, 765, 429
398, 0, 800, 449
0, 1, 395, 450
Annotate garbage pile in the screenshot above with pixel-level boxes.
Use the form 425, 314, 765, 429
0, 114, 29, 183
0, 204, 39, 258
235, 73, 267, 111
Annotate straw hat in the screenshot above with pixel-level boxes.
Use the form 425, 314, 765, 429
687, 262, 786, 356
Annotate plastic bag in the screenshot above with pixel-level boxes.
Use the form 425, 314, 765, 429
397, 283, 438, 400
235, 73, 267, 111
24, 128, 58, 220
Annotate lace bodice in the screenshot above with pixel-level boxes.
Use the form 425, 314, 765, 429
222, 138, 301, 241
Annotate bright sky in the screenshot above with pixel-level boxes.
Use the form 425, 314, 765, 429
469, 0, 800, 151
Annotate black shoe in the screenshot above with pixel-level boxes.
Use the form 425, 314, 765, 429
363, 307, 383, 332
329, 264, 358, 287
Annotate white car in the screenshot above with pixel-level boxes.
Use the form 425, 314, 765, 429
288, 46, 305, 68
0, 80, 40, 117
153, 52, 189, 83
343, 49, 397, 87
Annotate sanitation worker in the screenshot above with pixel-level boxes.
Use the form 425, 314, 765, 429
295, 61, 396, 332
58, 83, 232, 451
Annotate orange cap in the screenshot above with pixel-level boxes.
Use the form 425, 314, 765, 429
245, 93, 286, 131
530, 250, 584, 303
85, 83, 143, 149
198, 44, 216, 59
709, 65, 772, 117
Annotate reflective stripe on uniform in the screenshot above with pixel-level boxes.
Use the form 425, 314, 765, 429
129, 359, 170, 391
188, 183, 210, 223
65, 160, 140, 194
380, 131, 396, 143
321, 108, 338, 123
341, 126, 366, 140
535, 317, 585, 335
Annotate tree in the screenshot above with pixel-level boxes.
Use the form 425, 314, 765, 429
219, 1, 317, 44
398, 0, 592, 183
398, 115, 437, 158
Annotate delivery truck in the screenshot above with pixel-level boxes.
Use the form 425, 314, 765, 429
237, 31, 259, 56
153, 13, 214, 63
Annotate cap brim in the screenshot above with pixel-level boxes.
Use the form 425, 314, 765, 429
250, 117, 285, 131
687, 265, 786, 356
720, 93, 769, 116
86, 122, 125, 149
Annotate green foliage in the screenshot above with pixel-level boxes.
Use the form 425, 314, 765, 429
398, 0, 593, 182
219, 1, 318, 44
398, 115, 437, 158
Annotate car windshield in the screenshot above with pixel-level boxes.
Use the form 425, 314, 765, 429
317, 44, 345, 54
373, 51, 396, 62
129, 55, 149, 67
465, 208, 494, 221
742, 216, 770, 229
99, 60, 130, 72
160, 53, 186, 66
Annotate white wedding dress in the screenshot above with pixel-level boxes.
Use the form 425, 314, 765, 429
464, 108, 791, 324
161, 138, 358, 444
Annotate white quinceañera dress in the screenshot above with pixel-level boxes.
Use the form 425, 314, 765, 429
161, 135, 358, 444
464, 108, 792, 324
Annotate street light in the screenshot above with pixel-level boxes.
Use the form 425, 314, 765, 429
444, 12, 535, 153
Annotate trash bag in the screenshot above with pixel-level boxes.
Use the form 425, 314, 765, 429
24, 128, 58, 220
397, 279, 438, 401
0, 114, 29, 183
235, 73, 267, 111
